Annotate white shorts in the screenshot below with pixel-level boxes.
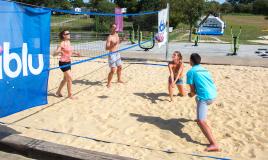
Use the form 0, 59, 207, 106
108, 52, 122, 68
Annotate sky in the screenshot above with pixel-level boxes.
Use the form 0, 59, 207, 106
82, 0, 226, 4
213, 0, 225, 3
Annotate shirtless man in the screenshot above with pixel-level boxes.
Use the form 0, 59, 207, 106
106, 24, 123, 88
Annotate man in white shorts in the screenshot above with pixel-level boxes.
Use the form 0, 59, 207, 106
106, 24, 123, 88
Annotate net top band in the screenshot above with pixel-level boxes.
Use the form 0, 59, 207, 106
2, 0, 159, 16
51, 8, 159, 16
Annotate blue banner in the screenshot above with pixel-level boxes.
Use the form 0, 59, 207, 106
0, 1, 51, 118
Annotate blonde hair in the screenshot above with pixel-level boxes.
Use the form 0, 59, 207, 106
174, 51, 182, 60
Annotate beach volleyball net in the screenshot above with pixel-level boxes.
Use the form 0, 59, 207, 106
0, 0, 168, 118
49, 9, 159, 69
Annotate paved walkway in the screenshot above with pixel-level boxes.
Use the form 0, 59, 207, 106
51, 41, 268, 67
120, 42, 268, 67
121, 42, 267, 58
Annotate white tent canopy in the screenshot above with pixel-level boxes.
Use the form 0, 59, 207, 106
197, 14, 225, 35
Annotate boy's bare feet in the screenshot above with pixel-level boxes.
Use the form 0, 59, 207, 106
205, 144, 220, 152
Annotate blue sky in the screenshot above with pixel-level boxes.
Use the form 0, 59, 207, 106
207, 0, 225, 3
214, 0, 225, 3
83, 0, 225, 4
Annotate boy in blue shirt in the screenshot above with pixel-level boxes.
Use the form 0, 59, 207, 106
187, 53, 219, 152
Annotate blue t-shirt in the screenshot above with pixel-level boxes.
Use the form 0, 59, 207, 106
187, 65, 217, 101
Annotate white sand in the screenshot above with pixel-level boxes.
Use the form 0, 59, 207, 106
1, 60, 268, 160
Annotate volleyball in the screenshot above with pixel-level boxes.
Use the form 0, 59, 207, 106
155, 33, 164, 42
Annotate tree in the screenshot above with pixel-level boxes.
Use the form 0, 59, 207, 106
59, 0, 72, 10
89, 0, 104, 8
253, 0, 268, 15
227, 0, 255, 12
237, 3, 253, 13
14, 0, 72, 10
181, 0, 205, 42
136, 0, 184, 31
136, 0, 166, 11
114, 0, 138, 13
95, 0, 115, 13
70, 0, 85, 8
227, 0, 255, 4
134, 0, 205, 40
93, 0, 116, 32
169, 0, 185, 28
204, 1, 221, 15
133, 0, 166, 31
221, 2, 234, 13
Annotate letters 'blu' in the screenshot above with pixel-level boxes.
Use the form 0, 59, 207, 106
0, 1, 51, 117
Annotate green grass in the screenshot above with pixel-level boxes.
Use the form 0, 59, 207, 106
220, 14, 268, 44
51, 14, 268, 44
51, 15, 134, 33
169, 32, 186, 41
51, 15, 95, 32
169, 14, 268, 44
51, 16, 74, 22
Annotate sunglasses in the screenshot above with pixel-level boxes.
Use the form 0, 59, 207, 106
64, 33, 70, 35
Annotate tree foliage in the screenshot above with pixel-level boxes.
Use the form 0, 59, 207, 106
91, 0, 116, 32
14, 0, 73, 10
222, 0, 268, 15
70, 0, 85, 8
181, 0, 205, 41
132, 0, 166, 31
204, 1, 221, 15
227, 0, 255, 4
253, 0, 268, 15
12, 0, 268, 34
114, 0, 138, 13
221, 2, 234, 14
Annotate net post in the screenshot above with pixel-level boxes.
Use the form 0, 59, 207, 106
165, 3, 170, 60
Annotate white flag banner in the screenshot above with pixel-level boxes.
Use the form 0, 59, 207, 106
158, 8, 168, 48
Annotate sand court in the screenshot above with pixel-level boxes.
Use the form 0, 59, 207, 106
0, 59, 268, 160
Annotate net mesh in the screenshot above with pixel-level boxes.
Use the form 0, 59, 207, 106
49, 10, 159, 69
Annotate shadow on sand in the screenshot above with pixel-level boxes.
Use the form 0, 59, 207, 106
72, 79, 103, 86
47, 93, 60, 98
130, 113, 206, 146
133, 92, 169, 104
0, 124, 20, 139
98, 95, 109, 99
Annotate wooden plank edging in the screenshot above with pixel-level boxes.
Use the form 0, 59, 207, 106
0, 133, 135, 160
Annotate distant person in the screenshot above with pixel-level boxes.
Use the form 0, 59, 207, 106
187, 53, 219, 152
54, 30, 80, 99
106, 24, 123, 88
168, 51, 186, 102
